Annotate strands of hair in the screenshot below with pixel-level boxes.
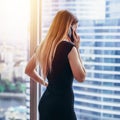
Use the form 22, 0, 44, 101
36, 10, 78, 80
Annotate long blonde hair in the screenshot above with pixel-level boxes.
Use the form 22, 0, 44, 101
36, 10, 78, 80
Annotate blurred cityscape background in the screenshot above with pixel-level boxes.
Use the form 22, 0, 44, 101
0, 0, 29, 120
0, 0, 120, 120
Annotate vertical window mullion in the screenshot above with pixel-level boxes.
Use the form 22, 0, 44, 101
30, 0, 38, 120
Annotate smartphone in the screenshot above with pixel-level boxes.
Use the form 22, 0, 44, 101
68, 26, 74, 42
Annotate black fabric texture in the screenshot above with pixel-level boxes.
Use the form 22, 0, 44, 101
38, 41, 77, 120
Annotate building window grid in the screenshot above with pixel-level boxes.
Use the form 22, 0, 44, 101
40, 0, 120, 120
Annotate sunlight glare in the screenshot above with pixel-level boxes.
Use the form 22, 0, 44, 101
0, 0, 30, 45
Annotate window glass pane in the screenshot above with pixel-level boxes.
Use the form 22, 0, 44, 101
0, 0, 30, 120
41, 0, 120, 120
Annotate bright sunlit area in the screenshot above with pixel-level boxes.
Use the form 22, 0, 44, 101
0, 0, 29, 46
0, 0, 30, 120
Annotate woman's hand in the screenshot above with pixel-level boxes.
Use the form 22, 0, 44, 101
44, 81, 48, 87
72, 30, 80, 49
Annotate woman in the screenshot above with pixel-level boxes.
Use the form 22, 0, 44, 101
25, 10, 86, 120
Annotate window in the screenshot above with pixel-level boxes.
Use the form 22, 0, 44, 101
40, 0, 120, 120
0, 0, 30, 120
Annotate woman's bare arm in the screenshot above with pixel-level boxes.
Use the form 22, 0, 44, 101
68, 47, 86, 82
68, 25, 86, 82
25, 54, 48, 86
77, 49, 86, 74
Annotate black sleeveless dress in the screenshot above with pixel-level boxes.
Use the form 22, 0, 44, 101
38, 41, 77, 120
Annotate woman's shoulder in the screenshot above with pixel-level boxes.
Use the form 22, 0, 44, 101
57, 40, 75, 55
58, 40, 75, 47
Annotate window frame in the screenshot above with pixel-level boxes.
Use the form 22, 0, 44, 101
30, 0, 42, 119
30, 0, 41, 120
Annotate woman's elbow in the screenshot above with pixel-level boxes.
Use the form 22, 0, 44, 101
24, 67, 31, 76
75, 73, 86, 83
80, 74, 86, 82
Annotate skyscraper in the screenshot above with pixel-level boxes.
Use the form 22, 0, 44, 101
73, 0, 120, 120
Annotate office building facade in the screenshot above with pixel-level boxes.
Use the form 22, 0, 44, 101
41, 0, 120, 120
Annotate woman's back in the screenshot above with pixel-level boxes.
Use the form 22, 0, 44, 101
47, 41, 74, 90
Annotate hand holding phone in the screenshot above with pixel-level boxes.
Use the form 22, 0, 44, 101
68, 26, 80, 49
68, 26, 74, 42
